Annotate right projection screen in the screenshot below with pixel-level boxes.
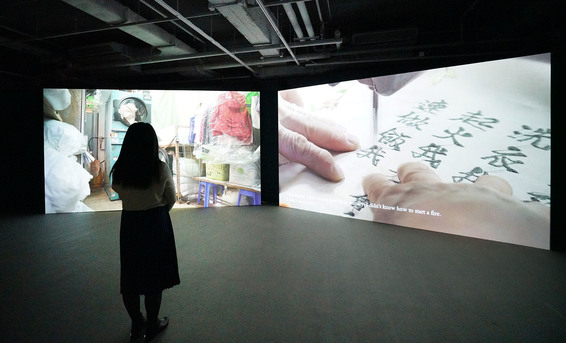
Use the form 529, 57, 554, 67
278, 53, 551, 249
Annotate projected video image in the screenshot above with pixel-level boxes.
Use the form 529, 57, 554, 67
44, 89, 261, 213
279, 53, 550, 249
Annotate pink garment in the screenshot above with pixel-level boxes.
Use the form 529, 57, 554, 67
210, 92, 252, 144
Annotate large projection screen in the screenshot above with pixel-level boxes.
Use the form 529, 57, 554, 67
44, 89, 261, 213
279, 53, 550, 249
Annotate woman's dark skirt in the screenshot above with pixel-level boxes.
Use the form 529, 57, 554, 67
120, 206, 180, 295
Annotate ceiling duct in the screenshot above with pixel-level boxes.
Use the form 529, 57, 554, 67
280, 2, 316, 42
155, 0, 256, 74
64, 37, 342, 75
66, 41, 137, 66
61, 0, 197, 56
282, 3, 304, 40
208, 0, 280, 56
256, 0, 299, 64
296, 2, 315, 40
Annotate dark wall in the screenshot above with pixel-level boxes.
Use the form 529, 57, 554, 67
259, 89, 279, 206
0, 89, 45, 215
549, 39, 565, 251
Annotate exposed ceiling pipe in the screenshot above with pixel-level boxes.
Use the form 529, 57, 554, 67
282, 3, 304, 40
6, 9, 226, 45
203, 52, 328, 70
139, 0, 205, 45
313, 0, 324, 22
297, 2, 315, 40
105, 51, 329, 76
256, 0, 300, 65
7, 18, 179, 43
209, 0, 280, 57
69, 37, 342, 71
154, 0, 256, 74
61, 0, 196, 56
67, 52, 329, 77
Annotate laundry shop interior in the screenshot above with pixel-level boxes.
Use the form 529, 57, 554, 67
43, 88, 261, 213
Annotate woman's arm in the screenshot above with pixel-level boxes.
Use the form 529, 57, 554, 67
161, 162, 176, 211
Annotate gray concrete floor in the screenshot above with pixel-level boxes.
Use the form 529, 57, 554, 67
1, 206, 565, 342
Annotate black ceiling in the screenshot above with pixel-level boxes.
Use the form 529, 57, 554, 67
0, 0, 562, 89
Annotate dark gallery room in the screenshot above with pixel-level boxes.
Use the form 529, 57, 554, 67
1, 0, 565, 342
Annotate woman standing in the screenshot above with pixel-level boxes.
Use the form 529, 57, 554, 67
111, 122, 180, 341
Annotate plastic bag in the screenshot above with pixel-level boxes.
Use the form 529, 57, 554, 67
44, 119, 87, 157
229, 147, 261, 186
193, 137, 256, 164
44, 148, 92, 213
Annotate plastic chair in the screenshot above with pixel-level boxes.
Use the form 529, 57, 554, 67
197, 181, 223, 207
237, 189, 261, 206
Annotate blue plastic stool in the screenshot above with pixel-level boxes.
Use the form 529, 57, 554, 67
197, 181, 223, 207
237, 189, 261, 206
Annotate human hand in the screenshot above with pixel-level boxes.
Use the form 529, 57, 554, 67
278, 90, 360, 182
358, 72, 423, 96
362, 162, 550, 248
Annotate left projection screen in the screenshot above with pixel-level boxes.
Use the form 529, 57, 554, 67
44, 89, 261, 213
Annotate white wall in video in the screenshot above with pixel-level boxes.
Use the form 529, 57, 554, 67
44, 89, 261, 213
279, 53, 550, 249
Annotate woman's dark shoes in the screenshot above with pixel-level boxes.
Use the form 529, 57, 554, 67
130, 314, 146, 340
144, 317, 169, 342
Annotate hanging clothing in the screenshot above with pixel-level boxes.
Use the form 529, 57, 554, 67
209, 92, 252, 144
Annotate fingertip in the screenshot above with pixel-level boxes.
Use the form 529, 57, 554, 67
300, 142, 344, 182
397, 162, 441, 183
346, 133, 360, 150
326, 164, 345, 182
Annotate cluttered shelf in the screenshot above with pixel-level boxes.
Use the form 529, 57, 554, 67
160, 91, 261, 208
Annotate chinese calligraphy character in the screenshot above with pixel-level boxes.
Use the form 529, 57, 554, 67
415, 99, 448, 114
481, 146, 526, 173
433, 127, 472, 147
356, 145, 386, 166
450, 111, 499, 131
411, 143, 448, 169
526, 191, 551, 206
508, 125, 551, 151
344, 194, 370, 217
452, 167, 486, 183
378, 128, 411, 151
397, 112, 429, 131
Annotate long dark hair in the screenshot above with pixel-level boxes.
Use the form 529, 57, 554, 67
110, 122, 160, 189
